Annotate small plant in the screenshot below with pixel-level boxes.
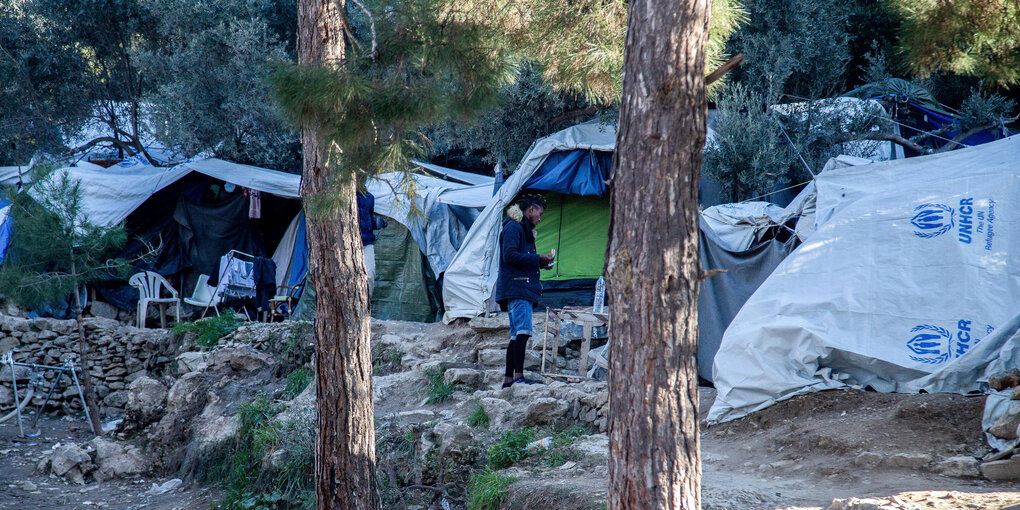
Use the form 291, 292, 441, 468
467, 467, 516, 510
487, 427, 535, 469
425, 368, 457, 404
172, 314, 242, 347
543, 425, 586, 467
467, 402, 490, 429
283, 367, 312, 400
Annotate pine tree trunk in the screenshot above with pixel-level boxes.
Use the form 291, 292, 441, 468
606, 0, 710, 508
297, 1, 381, 509
70, 259, 103, 435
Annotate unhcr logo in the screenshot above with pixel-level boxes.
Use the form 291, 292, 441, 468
907, 324, 951, 364
911, 204, 954, 239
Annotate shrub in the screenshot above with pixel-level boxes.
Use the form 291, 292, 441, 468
487, 427, 535, 469
283, 367, 312, 400
467, 402, 490, 429
172, 314, 242, 347
467, 467, 516, 510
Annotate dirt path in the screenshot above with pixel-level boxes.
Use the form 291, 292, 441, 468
0, 417, 218, 510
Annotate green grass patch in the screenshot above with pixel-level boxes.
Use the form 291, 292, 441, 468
543, 425, 587, 467
487, 427, 535, 469
467, 402, 490, 429
211, 393, 314, 510
467, 467, 516, 510
172, 314, 241, 347
425, 368, 457, 404
283, 367, 312, 400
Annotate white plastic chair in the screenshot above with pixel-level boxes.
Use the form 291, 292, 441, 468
129, 271, 181, 329
183, 274, 221, 318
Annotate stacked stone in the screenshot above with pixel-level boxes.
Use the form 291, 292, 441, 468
0, 316, 173, 417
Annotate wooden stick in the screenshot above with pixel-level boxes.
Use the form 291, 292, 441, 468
705, 54, 744, 86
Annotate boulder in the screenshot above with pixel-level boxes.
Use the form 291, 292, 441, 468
90, 301, 119, 320
0, 336, 17, 355
981, 458, 1020, 480
444, 368, 482, 387
176, 351, 209, 373
479, 397, 519, 431
91, 437, 153, 480
935, 456, 980, 478
989, 369, 1020, 391
207, 344, 272, 372
884, 453, 933, 470
433, 422, 475, 457
124, 376, 168, 425
105, 390, 129, 409
468, 315, 509, 333
50, 443, 91, 477
522, 397, 570, 426
192, 391, 240, 449
852, 451, 883, 468
0, 385, 12, 407
989, 401, 1020, 439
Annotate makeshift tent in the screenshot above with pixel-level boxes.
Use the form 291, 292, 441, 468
708, 135, 1020, 423
27, 155, 304, 312
442, 122, 618, 321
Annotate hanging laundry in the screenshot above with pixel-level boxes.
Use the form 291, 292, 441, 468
216, 254, 255, 299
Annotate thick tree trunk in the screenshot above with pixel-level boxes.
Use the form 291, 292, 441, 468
606, 0, 710, 508
297, 1, 381, 509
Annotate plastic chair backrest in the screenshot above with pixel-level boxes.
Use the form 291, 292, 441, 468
190, 274, 213, 302
129, 271, 178, 300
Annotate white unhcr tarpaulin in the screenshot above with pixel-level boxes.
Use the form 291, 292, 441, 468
708, 135, 1020, 424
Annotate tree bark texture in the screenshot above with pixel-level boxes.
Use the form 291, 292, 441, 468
298, 1, 381, 509
606, 0, 710, 509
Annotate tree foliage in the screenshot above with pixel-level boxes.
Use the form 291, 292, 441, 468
889, 0, 1020, 88
273, 0, 514, 213
0, 171, 129, 309
137, 0, 299, 170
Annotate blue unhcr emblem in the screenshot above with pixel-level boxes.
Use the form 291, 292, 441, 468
911, 204, 954, 239
907, 325, 952, 364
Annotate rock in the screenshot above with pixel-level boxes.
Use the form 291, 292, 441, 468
468, 315, 509, 333
0, 385, 12, 407
379, 409, 436, 428
1011, 387, 1020, 400
826, 497, 899, 510
176, 351, 209, 373
981, 457, 1020, 480
91, 437, 152, 480
989, 401, 1020, 439
105, 390, 129, 408
853, 451, 883, 468
989, 369, 1020, 391
51, 443, 91, 477
124, 376, 168, 426
90, 301, 119, 320
936, 456, 980, 478
207, 345, 272, 372
444, 368, 482, 387
20, 480, 37, 491
884, 453, 932, 470
522, 397, 570, 426
0, 337, 17, 355
433, 422, 475, 457
192, 391, 240, 449
479, 397, 519, 431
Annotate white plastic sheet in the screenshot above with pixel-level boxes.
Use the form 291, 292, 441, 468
709, 135, 1020, 423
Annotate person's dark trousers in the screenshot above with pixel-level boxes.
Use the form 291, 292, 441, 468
504, 334, 530, 377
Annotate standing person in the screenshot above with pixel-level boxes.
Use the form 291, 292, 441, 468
357, 190, 387, 297
495, 194, 555, 388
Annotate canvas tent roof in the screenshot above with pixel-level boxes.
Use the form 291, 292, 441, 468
36, 155, 301, 228
708, 134, 1020, 423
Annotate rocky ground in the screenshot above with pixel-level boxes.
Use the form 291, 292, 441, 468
2, 316, 1020, 509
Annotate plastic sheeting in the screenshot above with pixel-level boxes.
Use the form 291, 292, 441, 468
708, 135, 1020, 424
523, 150, 612, 196
442, 121, 617, 321
700, 202, 790, 252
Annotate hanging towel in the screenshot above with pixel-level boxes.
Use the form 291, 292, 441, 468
216, 255, 255, 298
249, 190, 262, 219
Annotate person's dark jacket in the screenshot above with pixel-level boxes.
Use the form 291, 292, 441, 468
494, 216, 542, 305
357, 192, 387, 245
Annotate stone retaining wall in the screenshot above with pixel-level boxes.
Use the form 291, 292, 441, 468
0, 316, 174, 418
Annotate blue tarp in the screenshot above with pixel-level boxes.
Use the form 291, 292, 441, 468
288, 212, 308, 292
524, 150, 613, 196
0, 200, 11, 264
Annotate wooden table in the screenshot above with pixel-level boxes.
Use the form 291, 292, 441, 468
541, 307, 610, 380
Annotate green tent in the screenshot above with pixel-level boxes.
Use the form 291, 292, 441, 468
371, 220, 441, 322
535, 193, 610, 281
